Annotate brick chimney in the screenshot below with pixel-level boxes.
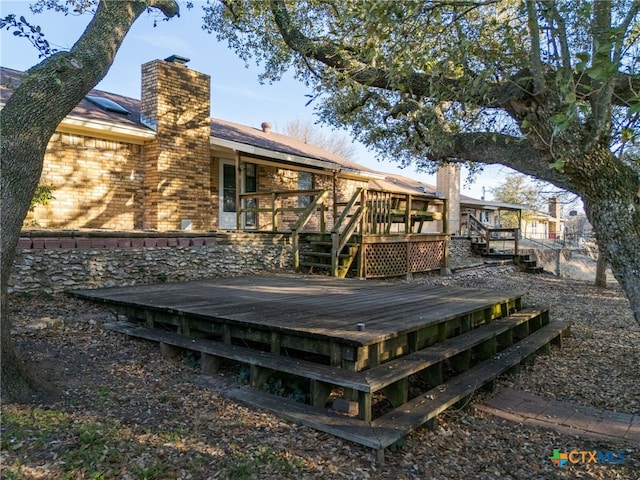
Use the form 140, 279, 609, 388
436, 164, 461, 235
141, 56, 212, 230
548, 197, 560, 218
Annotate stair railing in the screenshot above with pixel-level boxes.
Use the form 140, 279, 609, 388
291, 189, 330, 270
331, 188, 366, 277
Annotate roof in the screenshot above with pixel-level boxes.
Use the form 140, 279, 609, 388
459, 196, 524, 211
1, 65, 522, 208
0, 67, 152, 143
209, 118, 378, 175
368, 172, 441, 198
0, 66, 375, 175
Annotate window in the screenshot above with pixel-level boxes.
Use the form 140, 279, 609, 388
298, 171, 313, 208
222, 164, 236, 213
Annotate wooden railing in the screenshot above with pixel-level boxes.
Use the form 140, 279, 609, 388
331, 188, 366, 277
334, 190, 444, 235
238, 189, 328, 232
363, 190, 443, 234
461, 212, 519, 255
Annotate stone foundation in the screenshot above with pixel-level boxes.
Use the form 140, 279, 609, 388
10, 232, 292, 294
449, 237, 479, 267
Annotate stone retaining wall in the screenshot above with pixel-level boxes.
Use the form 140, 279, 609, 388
10, 232, 292, 294
10, 232, 476, 294
449, 237, 475, 266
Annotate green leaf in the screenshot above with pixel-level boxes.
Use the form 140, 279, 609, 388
548, 159, 565, 172
576, 52, 590, 62
586, 65, 607, 81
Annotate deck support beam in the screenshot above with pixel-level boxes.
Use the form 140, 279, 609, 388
497, 329, 513, 350
475, 337, 497, 362
358, 392, 372, 422
250, 365, 272, 389
160, 342, 181, 360
201, 353, 222, 374
382, 378, 408, 408
311, 380, 332, 408
449, 351, 471, 374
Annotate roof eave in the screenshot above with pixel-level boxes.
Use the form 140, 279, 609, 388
210, 136, 380, 179
58, 115, 156, 145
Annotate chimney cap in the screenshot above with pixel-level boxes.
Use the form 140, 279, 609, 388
164, 54, 190, 65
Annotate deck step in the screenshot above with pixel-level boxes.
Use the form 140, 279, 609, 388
103, 321, 367, 391
370, 319, 570, 448
301, 251, 352, 259
105, 307, 549, 398
363, 307, 547, 392
308, 241, 358, 247
300, 261, 332, 270
204, 320, 570, 453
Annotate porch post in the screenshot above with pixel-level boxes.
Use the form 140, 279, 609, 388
332, 171, 338, 226
235, 151, 242, 231
442, 198, 450, 273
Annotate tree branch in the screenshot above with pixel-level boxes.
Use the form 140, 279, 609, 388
268, 0, 639, 111
612, 0, 640, 64
525, 0, 545, 95
429, 132, 577, 192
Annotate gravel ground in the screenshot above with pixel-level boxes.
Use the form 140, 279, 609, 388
1, 267, 639, 479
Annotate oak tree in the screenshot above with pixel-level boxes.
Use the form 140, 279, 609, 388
204, 0, 640, 323
1, 0, 180, 402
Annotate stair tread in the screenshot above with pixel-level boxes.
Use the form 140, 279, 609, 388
364, 307, 546, 391
302, 251, 352, 258
300, 261, 332, 269
212, 319, 570, 450
370, 319, 570, 446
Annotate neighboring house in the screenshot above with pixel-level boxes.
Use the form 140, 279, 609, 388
1, 57, 452, 278
521, 198, 565, 241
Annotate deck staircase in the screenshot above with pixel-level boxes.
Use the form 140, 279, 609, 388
471, 241, 544, 274
465, 212, 544, 274
299, 233, 360, 277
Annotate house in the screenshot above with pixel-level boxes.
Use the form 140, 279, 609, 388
2, 57, 453, 279
520, 197, 565, 241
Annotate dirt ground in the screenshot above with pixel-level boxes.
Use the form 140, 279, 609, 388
1, 267, 639, 479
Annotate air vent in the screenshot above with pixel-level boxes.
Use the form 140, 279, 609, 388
85, 95, 130, 115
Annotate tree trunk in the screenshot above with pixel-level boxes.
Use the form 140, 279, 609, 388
579, 147, 640, 325
595, 249, 608, 288
0, 0, 178, 403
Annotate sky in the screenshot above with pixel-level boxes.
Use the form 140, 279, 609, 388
0, 1, 518, 200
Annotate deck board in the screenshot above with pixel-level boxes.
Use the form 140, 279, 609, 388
75, 274, 525, 347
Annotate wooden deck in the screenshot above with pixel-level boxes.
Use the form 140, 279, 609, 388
75, 274, 524, 365
75, 274, 569, 462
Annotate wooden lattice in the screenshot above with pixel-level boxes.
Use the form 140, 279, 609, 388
409, 241, 445, 272
365, 243, 408, 277
365, 240, 445, 277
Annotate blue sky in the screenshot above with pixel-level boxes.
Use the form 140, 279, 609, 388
0, 1, 517, 199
